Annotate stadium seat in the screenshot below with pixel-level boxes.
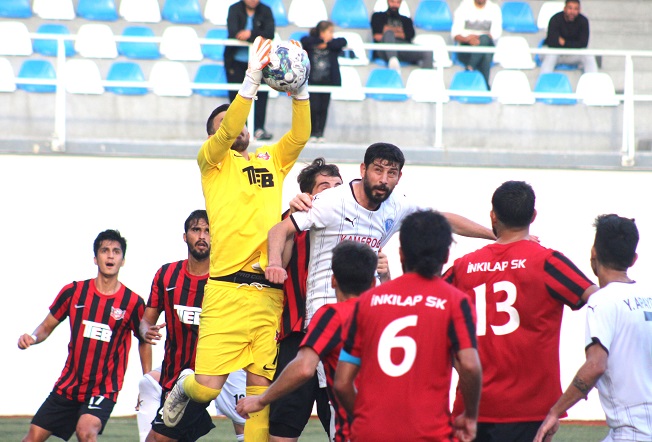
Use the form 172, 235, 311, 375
365, 68, 408, 101
288, 0, 328, 28
106, 61, 148, 95
262, 0, 289, 27
331, 0, 369, 29
491, 70, 535, 104
537, 1, 564, 30
204, 0, 238, 26
414, 0, 453, 32
449, 70, 492, 104
0, 57, 17, 92
193, 64, 229, 97
33, 24, 76, 57
413, 34, 452, 68
33, 0, 75, 20
77, 0, 119, 21
162, 0, 204, 24
202, 29, 228, 61
373, 0, 410, 17
75, 24, 118, 59
17, 59, 56, 93
534, 72, 576, 105
120, 0, 162, 23
501, 1, 538, 33
331, 66, 364, 101
334, 31, 369, 66
150, 60, 192, 96
289, 31, 309, 44
160, 26, 203, 61
0, 21, 33, 56
493, 36, 535, 69
118, 26, 161, 59
406, 68, 449, 103
576, 73, 620, 106
0, 0, 31, 18
64, 59, 104, 94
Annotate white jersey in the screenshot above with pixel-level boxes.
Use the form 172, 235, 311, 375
585, 282, 652, 441
291, 180, 418, 326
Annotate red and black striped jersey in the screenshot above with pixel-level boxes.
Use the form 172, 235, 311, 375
147, 259, 207, 390
443, 240, 595, 423
279, 208, 310, 340
49, 279, 144, 402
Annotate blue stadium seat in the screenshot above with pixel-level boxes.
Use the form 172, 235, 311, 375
449, 70, 492, 104
162, 0, 204, 24
118, 26, 161, 59
106, 61, 148, 95
365, 68, 408, 101
331, 0, 369, 29
534, 72, 577, 105
17, 59, 56, 93
202, 28, 227, 61
77, 0, 119, 21
414, 0, 452, 32
289, 31, 309, 43
193, 64, 228, 97
501, 1, 538, 33
262, 0, 289, 27
33, 24, 76, 57
0, 0, 32, 18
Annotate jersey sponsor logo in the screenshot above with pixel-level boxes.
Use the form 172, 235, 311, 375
110, 306, 125, 321
339, 234, 381, 249
345, 216, 356, 227
256, 152, 270, 160
466, 259, 527, 273
82, 320, 112, 342
370, 294, 448, 309
385, 219, 394, 232
242, 165, 274, 188
623, 296, 652, 311
75, 304, 85, 309
645, 311, 652, 321
174, 305, 202, 325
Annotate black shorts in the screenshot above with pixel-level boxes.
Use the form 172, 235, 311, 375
31, 391, 115, 441
269, 332, 331, 438
476, 421, 543, 442
150, 390, 215, 442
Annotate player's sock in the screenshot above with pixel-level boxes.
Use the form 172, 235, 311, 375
244, 385, 270, 442
183, 375, 221, 403
236, 434, 244, 442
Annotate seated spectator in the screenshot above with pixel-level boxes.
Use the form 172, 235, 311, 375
540, 0, 597, 74
451, 0, 502, 88
371, 0, 434, 71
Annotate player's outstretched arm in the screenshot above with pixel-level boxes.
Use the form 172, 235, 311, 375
266, 217, 299, 283
533, 344, 608, 442
333, 360, 360, 416
454, 348, 482, 442
17, 313, 60, 349
442, 212, 496, 240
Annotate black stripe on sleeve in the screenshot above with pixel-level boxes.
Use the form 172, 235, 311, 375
343, 302, 360, 354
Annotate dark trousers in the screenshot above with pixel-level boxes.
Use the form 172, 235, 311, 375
377, 30, 434, 67
310, 92, 331, 137
458, 34, 494, 88
226, 60, 269, 132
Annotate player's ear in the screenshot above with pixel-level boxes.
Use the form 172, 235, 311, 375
490, 210, 497, 225
183, 232, 187, 244
530, 209, 537, 224
631, 253, 638, 267
331, 274, 338, 290
359, 162, 366, 177
93, 256, 98, 266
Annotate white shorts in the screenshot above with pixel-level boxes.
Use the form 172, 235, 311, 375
137, 372, 162, 442
214, 369, 246, 425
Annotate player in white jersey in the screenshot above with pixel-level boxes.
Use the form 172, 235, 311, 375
266, 142, 495, 326
535, 214, 652, 442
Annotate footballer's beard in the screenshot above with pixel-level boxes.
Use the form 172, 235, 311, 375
231, 135, 249, 153
189, 242, 210, 261
363, 176, 392, 205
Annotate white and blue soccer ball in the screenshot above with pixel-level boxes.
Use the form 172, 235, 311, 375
262, 41, 310, 94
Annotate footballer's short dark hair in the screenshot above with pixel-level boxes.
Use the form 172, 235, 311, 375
593, 214, 638, 271
331, 241, 378, 295
492, 181, 536, 228
399, 210, 452, 278
93, 229, 127, 257
297, 158, 341, 193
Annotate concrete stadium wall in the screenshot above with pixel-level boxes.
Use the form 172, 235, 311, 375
3, 153, 652, 421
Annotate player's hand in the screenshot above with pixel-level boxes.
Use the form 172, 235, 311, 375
453, 412, 477, 442
144, 323, 166, 345
528, 234, 540, 243
235, 30, 251, 41
17, 333, 36, 349
288, 40, 310, 99
289, 192, 313, 213
265, 264, 288, 284
235, 395, 265, 419
240, 36, 272, 99
377, 248, 390, 283
534, 414, 560, 442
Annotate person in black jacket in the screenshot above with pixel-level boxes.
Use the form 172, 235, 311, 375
225, 0, 275, 140
300, 21, 346, 143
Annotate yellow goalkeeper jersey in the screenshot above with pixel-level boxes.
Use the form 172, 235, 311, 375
198, 94, 310, 277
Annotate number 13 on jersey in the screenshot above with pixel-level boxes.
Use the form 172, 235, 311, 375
473, 281, 520, 336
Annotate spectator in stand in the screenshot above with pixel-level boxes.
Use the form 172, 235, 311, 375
541, 0, 598, 74
451, 0, 502, 88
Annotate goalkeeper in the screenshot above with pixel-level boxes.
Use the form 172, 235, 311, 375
162, 36, 310, 442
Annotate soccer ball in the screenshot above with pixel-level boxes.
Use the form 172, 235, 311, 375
262, 41, 310, 94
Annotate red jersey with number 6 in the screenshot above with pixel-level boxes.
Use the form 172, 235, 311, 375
444, 240, 594, 423
343, 273, 476, 441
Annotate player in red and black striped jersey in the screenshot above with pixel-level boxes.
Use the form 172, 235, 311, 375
237, 241, 378, 442
443, 181, 598, 442
18, 229, 148, 442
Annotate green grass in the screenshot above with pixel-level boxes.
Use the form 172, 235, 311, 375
2, 416, 608, 441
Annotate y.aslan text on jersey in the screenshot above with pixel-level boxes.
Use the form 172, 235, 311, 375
466, 259, 527, 273
370, 294, 447, 309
